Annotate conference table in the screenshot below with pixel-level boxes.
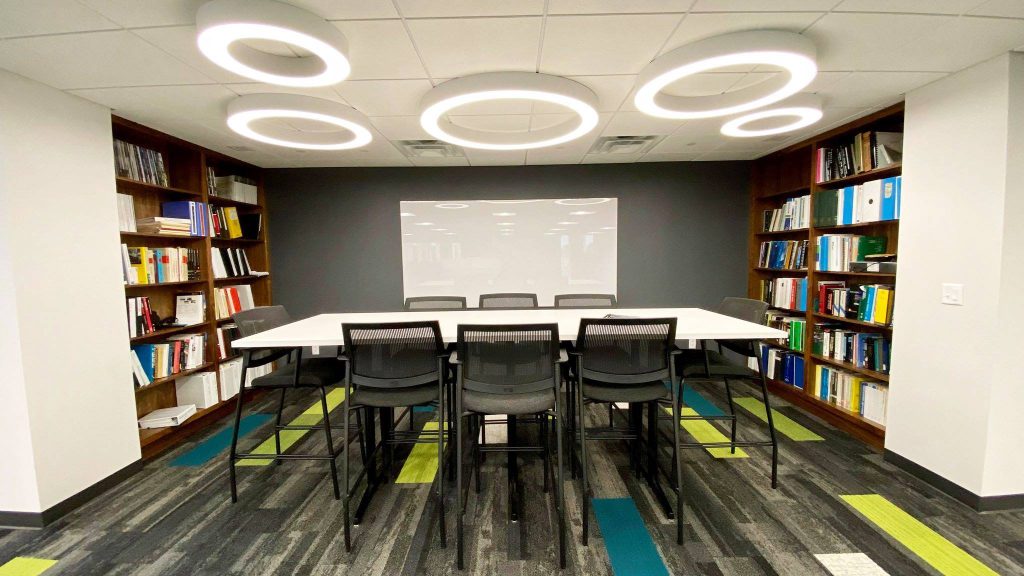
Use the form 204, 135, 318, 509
233, 307, 785, 523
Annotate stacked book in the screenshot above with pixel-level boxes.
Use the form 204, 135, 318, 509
813, 176, 901, 227
815, 281, 895, 325
758, 239, 808, 270
815, 235, 886, 272
126, 296, 157, 338
766, 311, 805, 352
816, 132, 902, 182
120, 245, 201, 285
813, 325, 891, 374
176, 372, 219, 410
212, 247, 253, 278
136, 217, 192, 236
138, 405, 197, 429
117, 193, 137, 232
162, 201, 208, 236
114, 139, 168, 186
217, 323, 241, 360
762, 194, 810, 231
759, 277, 807, 312
760, 346, 805, 389
214, 285, 255, 320
209, 205, 242, 239
218, 357, 273, 400
813, 365, 888, 425
213, 175, 258, 204
130, 332, 207, 386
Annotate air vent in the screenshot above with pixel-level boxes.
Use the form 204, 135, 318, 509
396, 139, 465, 158
227, 145, 256, 153
588, 135, 665, 155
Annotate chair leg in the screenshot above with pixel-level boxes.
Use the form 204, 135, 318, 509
758, 370, 779, 489
672, 382, 684, 545
274, 387, 287, 464
473, 416, 482, 495
555, 392, 567, 569
456, 408, 465, 569
723, 377, 738, 454
228, 384, 246, 503
577, 381, 590, 546
541, 413, 550, 494
342, 390, 352, 552
568, 377, 577, 480
319, 386, 341, 500
437, 382, 447, 548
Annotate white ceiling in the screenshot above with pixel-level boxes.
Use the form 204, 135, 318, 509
2, 0, 1024, 167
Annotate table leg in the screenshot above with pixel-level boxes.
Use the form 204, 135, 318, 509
508, 415, 519, 523
645, 401, 675, 520
354, 406, 380, 525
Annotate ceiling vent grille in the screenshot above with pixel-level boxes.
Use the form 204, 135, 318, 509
227, 145, 256, 152
588, 135, 664, 155
396, 139, 465, 158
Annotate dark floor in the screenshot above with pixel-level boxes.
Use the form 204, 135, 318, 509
2, 379, 1023, 575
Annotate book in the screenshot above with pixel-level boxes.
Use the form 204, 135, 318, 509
213, 175, 258, 204
758, 240, 808, 270
816, 132, 902, 183
217, 323, 241, 360
762, 195, 810, 232
217, 356, 272, 400
114, 139, 168, 186
212, 247, 253, 278
239, 213, 262, 240
117, 193, 137, 232
126, 296, 157, 338
175, 372, 219, 410
162, 201, 208, 236
214, 285, 255, 319
138, 405, 197, 429
224, 207, 242, 239
122, 246, 201, 285
759, 277, 807, 311
175, 292, 205, 326
815, 235, 887, 272
135, 217, 191, 236
130, 333, 207, 385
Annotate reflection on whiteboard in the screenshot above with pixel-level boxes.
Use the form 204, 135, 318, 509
401, 198, 617, 307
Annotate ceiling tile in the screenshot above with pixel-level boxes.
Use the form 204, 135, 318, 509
332, 20, 429, 80
548, 0, 695, 14
0, 30, 214, 89
696, 149, 762, 160
524, 112, 612, 164
816, 72, 944, 107
639, 152, 704, 162
891, 16, 1024, 73
568, 75, 636, 111
833, 0, 985, 14
804, 13, 955, 71
132, 25, 247, 84
312, 0, 400, 20
661, 12, 823, 57
226, 83, 350, 103
970, 0, 1024, 18
648, 118, 727, 150
540, 14, 683, 76
410, 156, 471, 166
691, 0, 841, 10
582, 152, 644, 163
333, 79, 434, 116
464, 149, 527, 166
396, 0, 545, 18
0, 0, 119, 38
369, 116, 432, 140
407, 17, 542, 78
601, 111, 684, 136
78, 0, 204, 27
70, 84, 237, 127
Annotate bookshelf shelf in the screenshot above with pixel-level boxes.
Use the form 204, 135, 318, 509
214, 275, 269, 283
755, 267, 807, 274
114, 115, 271, 460
815, 163, 902, 189
749, 102, 902, 448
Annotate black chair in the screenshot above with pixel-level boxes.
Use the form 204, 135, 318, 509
452, 324, 566, 570
478, 293, 538, 308
340, 321, 448, 552
672, 297, 779, 489
228, 306, 352, 503
554, 294, 617, 308
570, 317, 681, 545
405, 296, 468, 310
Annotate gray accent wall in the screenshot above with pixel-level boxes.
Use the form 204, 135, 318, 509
265, 162, 750, 318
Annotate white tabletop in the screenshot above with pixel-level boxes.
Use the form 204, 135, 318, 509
232, 307, 786, 348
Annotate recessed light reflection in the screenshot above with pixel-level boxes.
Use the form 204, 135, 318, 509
403, 233, 413, 236
601, 226, 616, 230
492, 212, 516, 216
549, 228, 567, 231
415, 222, 435, 226
496, 222, 515, 226
570, 211, 596, 216
445, 232, 456, 235
557, 221, 577, 225
500, 228, 514, 232
401, 212, 415, 217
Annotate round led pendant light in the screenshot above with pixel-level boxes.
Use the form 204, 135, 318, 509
197, 0, 350, 87
420, 72, 599, 150
634, 30, 817, 120
720, 94, 823, 137
227, 93, 372, 150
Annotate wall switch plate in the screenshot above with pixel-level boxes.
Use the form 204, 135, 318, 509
941, 283, 965, 306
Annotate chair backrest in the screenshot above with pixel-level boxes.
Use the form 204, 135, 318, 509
457, 324, 559, 395
405, 296, 467, 310
478, 293, 539, 309
554, 293, 616, 308
715, 297, 768, 357
342, 321, 444, 388
233, 305, 292, 338
575, 317, 676, 384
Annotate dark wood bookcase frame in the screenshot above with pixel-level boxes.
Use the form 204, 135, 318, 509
113, 116, 272, 459
747, 102, 903, 448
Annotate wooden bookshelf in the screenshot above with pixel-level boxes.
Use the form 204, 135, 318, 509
748, 102, 902, 449
114, 116, 272, 459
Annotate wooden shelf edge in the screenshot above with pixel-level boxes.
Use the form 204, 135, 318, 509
754, 267, 808, 274
812, 312, 892, 330
208, 195, 263, 209
214, 275, 269, 283
120, 232, 207, 240
813, 270, 896, 278
814, 163, 902, 189
211, 237, 263, 244
134, 362, 215, 394
125, 279, 207, 290
810, 354, 890, 382
756, 228, 809, 236
116, 176, 201, 197
758, 185, 811, 199
813, 219, 900, 232
129, 321, 210, 343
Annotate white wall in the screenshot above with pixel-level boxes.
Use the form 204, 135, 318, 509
889, 53, 1024, 498
0, 69, 140, 513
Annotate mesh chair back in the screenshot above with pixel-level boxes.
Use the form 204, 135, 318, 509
554, 293, 617, 308
478, 293, 539, 309
457, 324, 559, 394
343, 321, 444, 388
405, 296, 468, 310
575, 318, 676, 384
233, 305, 293, 338
716, 297, 768, 357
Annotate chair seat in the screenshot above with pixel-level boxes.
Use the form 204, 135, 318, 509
582, 381, 668, 403
463, 389, 554, 415
352, 383, 440, 408
676, 349, 756, 378
250, 357, 346, 388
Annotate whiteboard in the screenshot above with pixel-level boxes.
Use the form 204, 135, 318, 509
400, 198, 617, 307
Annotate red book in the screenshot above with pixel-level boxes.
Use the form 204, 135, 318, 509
142, 297, 154, 333
228, 287, 242, 313
172, 341, 182, 373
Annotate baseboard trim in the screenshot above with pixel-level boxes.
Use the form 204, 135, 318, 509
883, 449, 1024, 512
0, 459, 143, 529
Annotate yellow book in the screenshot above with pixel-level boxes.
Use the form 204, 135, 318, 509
129, 246, 149, 285
814, 365, 823, 398
873, 288, 891, 324
225, 207, 242, 239
850, 377, 863, 413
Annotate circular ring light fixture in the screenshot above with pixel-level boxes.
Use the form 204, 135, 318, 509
197, 0, 351, 87
227, 93, 372, 150
420, 72, 599, 150
634, 30, 817, 119
720, 94, 823, 137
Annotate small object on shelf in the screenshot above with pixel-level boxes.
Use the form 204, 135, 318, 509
135, 216, 192, 236
850, 260, 897, 274
213, 175, 258, 204
176, 372, 219, 410
117, 193, 137, 232
175, 292, 206, 326
138, 405, 197, 429
114, 139, 168, 186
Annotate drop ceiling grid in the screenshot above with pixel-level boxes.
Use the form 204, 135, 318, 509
0, 0, 1022, 165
